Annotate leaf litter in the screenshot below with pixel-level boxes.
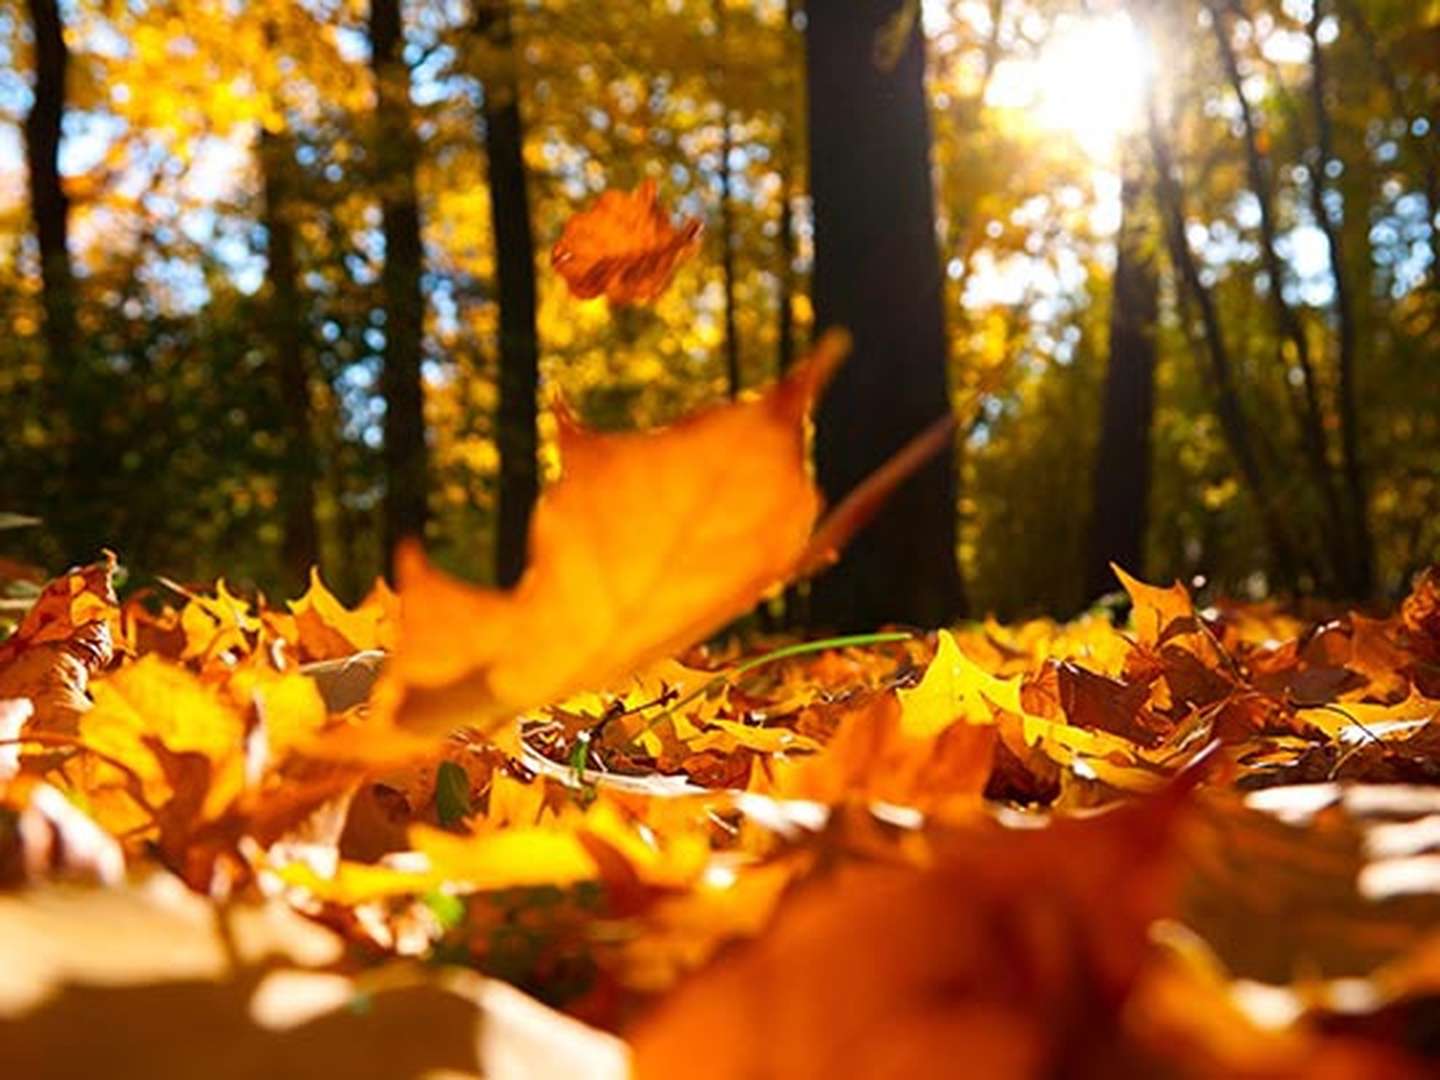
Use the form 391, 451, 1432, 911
3, 358, 1440, 1076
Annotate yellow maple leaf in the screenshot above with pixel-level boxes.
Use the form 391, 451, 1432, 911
898, 629, 1023, 738
80, 655, 247, 824
289, 569, 398, 662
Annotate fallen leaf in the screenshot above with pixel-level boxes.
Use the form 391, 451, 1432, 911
629, 780, 1196, 1079
290, 570, 398, 662
0, 779, 125, 887
0, 554, 119, 734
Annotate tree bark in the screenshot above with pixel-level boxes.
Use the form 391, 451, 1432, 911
370, 0, 429, 565
24, 0, 76, 378
24, 0, 101, 563
1084, 159, 1158, 603
775, 0, 802, 376
712, 0, 741, 399
258, 128, 321, 589
776, 156, 796, 374
805, 0, 965, 629
476, 0, 541, 588
1305, 0, 1374, 597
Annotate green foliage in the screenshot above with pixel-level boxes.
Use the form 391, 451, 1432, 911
434, 761, 473, 827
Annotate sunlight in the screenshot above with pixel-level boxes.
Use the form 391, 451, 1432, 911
986, 12, 1152, 162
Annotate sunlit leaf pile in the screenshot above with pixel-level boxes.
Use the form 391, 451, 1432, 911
2, 360, 1440, 1077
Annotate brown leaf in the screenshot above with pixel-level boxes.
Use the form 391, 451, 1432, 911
0, 780, 125, 887
0, 554, 118, 735
629, 781, 1196, 1079
551, 180, 702, 304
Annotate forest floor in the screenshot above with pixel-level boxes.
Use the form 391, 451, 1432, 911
3, 361, 1440, 1077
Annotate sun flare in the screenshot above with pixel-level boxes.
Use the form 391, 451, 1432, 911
987, 13, 1152, 161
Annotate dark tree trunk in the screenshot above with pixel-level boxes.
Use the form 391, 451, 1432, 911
776, 160, 796, 375
370, 0, 429, 564
805, 0, 964, 629
1306, 1, 1374, 597
713, 0, 741, 398
1084, 161, 1158, 603
476, 0, 541, 588
775, 0, 801, 375
259, 129, 321, 589
24, 0, 75, 377
25, 0, 98, 563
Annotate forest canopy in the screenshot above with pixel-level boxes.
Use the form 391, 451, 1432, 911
3, 0, 1435, 618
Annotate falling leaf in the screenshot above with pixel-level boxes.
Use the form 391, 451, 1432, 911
793, 414, 957, 580
551, 180, 703, 304
375, 333, 846, 746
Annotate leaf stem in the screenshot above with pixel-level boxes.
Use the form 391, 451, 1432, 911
627, 630, 914, 743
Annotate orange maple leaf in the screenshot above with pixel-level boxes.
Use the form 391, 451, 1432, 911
289, 569, 398, 662
551, 179, 703, 304
372, 332, 848, 746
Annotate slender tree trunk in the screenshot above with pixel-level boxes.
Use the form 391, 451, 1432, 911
1211, 0, 1348, 587
476, 0, 541, 588
776, 155, 796, 374
805, 0, 965, 629
24, 0, 75, 378
370, 0, 429, 564
770, 0, 805, 630
258, 129, 321, 589
1147, 103, 1300, 586
713, 0, 741, 398
775, 0, 803, 376
1335, 0, 1440, 312
1306, 1, 1374, 596
1084, 159, 1158, 603
24, 0, 97, 562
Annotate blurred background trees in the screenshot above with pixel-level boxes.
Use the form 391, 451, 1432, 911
0, 0, 1436, 622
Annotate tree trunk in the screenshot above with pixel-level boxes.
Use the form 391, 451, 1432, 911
776, 159, 796, 375
476, 0, 541, 588
258, 129, 321, 589
1306, 1, 1374, 597
713, 0, 741, 398
1084, 160, 1158, 603
370, 0, 429, 564
775, 0, 801, 376
805, 0, 964, 629
24, 0, 76, 378
24, 0, 99, 562
1210, 0, 1348, 587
